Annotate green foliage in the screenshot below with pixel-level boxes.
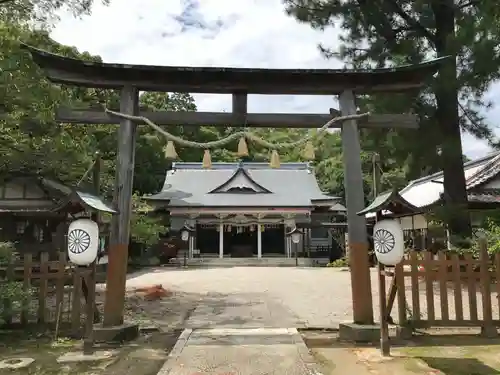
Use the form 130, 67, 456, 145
0, 242, 30, 323
481, 219, 500, 255
0, 0, 109, 25
130, 194, 167, 247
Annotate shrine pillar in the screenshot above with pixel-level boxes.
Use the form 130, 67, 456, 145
257, 224, 262, 258
219, 223, 224, 258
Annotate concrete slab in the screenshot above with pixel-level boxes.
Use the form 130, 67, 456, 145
157, 328, 322, 375
56, 350, 118, 363
0, 357, 35, 370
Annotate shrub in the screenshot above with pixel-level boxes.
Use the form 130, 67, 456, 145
0, 242, 31, 324
326, 257, 349, 267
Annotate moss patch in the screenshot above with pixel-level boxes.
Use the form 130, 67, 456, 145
394, 335, 500, 375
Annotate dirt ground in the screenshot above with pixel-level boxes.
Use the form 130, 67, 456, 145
0, 282, 197, 375
304, 330, 500, 375
0, 329, 182, 375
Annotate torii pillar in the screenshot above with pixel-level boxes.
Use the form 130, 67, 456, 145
339, 90, 373, 325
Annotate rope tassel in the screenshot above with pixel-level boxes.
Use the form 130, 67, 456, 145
237, 136, 249, 157
202, 149, 212, 169
269, 150, 280, 168
164, 141, 178, 160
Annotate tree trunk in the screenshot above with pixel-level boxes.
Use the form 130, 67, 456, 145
432, 0, 472, 239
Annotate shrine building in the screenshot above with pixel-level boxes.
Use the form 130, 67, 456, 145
146, 161, 346, 259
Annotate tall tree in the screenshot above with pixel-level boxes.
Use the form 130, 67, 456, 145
284, 0, 500, 237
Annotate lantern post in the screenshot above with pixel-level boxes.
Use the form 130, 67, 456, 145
286, 226, 303, 266
180, 224, 195, 267
373, 153, 390, 356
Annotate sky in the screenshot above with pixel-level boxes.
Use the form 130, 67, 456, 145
50, 0, 500, 160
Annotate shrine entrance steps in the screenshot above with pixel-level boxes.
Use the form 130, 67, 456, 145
156, 328, 320, 375
179, 257, 326, 268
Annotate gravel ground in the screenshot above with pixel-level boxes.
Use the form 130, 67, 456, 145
121, 267, 500, 328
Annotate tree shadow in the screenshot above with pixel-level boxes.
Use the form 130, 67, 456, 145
418, 357, 500, 375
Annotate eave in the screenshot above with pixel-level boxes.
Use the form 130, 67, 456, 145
21, 44, 449, 95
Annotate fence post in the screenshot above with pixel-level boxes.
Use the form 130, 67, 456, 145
478, 237, 497, 338
2, 255, 14, 325
71, 266, 82, 335
38, 252, 49, 324
21, 253, 32, 325
395, 262, 412, 339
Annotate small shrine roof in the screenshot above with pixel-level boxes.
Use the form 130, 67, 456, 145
357, 189, 421, 217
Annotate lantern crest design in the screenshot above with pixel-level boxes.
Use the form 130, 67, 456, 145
373, 219, 404, 266
68, 228, 91, 254
67, 219, 99, 266
373, 228, 395, 254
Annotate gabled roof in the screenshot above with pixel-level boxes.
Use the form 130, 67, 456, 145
208, 166, 271, 194
398, 150, 500, 208
147, 162, 344, 209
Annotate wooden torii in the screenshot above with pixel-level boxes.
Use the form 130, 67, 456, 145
21, 44, 447, 328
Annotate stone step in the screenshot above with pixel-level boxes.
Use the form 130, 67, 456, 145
183, 257, 313, 267
157, 328, 321, 375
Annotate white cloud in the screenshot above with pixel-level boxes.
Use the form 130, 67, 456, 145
50, 0, 500, 159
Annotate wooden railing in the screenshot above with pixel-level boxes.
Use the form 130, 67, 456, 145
0, 252, 93, 335
387, 239, 500, 336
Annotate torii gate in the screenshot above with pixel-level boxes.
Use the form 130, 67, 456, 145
22, 44, 445, 329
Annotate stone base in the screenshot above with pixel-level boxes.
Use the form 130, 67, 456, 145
480, 325, 498, 338
92, 322, 139, 343
396, 326, 413, 340
338, 323, 381, 343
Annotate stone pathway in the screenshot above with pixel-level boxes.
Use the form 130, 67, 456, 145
155, 290, 321, 374
157, 328, 322, 375
185, 293, 304, 329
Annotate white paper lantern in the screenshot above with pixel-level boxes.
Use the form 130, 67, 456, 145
67, 218, 99, 266
373, 219, 404, 266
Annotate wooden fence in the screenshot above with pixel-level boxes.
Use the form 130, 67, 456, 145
388, 239, 500, 336
0, 251, 94, 336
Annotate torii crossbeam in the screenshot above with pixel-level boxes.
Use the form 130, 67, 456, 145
21, 43, 446, 329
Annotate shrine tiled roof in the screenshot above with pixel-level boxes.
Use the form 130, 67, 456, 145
467, 189, 500, 203
146, 162, 345, 210
397, 150, 500, 208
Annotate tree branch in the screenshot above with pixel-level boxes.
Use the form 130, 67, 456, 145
355, 0, 401, 44
457, 0, 480, 9
385, 0, 436, 46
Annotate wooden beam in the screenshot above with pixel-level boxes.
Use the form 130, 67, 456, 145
55, 107, 418, 129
